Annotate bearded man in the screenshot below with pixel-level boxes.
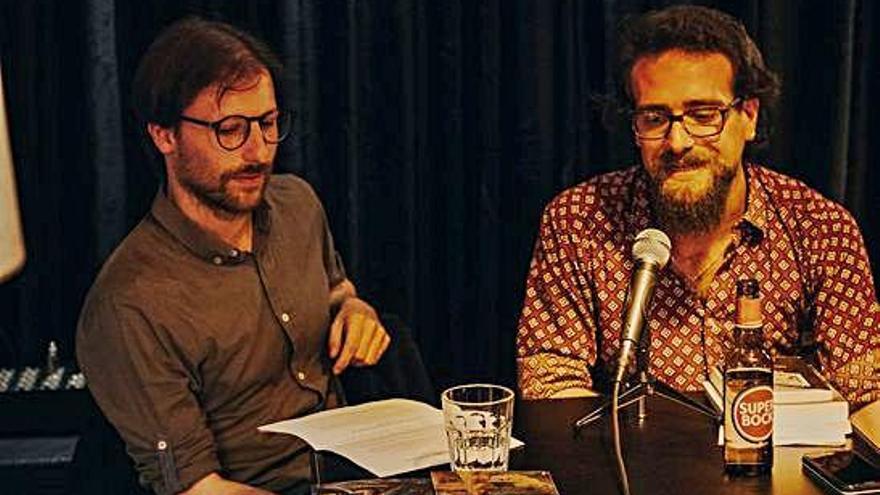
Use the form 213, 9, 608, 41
77, 18, 389, 495
516, 5, 880, 408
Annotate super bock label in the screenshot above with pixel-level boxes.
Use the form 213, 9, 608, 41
732, 385, 774, 443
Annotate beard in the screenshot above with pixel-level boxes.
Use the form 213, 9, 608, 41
176, 151, 273, 216
646, 152, 736, 236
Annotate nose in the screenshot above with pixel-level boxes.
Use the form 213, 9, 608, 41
665, 120, 694, 154
239, 121, 273, 163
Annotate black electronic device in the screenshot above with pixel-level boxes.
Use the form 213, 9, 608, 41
803, 450, 880, 495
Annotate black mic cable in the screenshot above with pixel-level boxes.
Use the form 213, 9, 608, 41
612, 379, 630, 495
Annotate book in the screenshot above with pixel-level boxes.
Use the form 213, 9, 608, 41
703, 357, 850, 446
708, 356, 835, 405
431, 471, 560, 495
312, 478, 433, 494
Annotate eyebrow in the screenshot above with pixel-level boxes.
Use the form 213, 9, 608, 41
635, 99, 729, 112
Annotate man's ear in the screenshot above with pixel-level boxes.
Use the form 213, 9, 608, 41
146, 122, 177, 155
741, 98, 760, 141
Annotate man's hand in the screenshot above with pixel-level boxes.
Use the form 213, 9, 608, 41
327, 297, 390, 374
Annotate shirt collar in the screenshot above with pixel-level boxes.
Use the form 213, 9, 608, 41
737, 163, 769, 242
150, 186, 272, 266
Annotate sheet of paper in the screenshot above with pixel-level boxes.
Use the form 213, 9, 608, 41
259, 398, 523, 478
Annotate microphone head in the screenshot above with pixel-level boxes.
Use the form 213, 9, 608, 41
632, 228, 671, 268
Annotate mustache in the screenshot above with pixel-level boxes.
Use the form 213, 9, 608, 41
657, 153, 709, 180
660, 152, 706, 170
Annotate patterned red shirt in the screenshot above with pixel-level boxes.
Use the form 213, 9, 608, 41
517, 164, 880, 406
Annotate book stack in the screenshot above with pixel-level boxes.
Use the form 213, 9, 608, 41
703, 356, 850, 446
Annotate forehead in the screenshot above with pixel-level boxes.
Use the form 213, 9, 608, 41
186, 70, 277, 117
630, 50, 735, 108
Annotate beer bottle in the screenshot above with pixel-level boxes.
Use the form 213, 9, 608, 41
723, 279, 773, 475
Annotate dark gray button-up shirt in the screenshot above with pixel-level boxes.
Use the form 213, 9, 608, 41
77, 174, 346, 494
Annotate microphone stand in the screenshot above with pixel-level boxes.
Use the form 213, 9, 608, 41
572, 321, 718, 434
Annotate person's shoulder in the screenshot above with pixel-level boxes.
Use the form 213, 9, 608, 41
544, 166, 638, 221
751, 165, 861, 248
266, 172, 315, 195
76, 219, 189, 365
264, 173, 322, 211
83, 218, 185, 312
750, 164, 820, 199
751, 164, 854, 220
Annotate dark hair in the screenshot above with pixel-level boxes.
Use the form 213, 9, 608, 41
617, 5, 780, 112
131, 16, 283, 176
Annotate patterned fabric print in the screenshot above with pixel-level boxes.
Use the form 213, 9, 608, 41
517, 164, 880, 406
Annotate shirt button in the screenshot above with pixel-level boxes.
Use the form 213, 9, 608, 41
229, 249, 239, 257
157, 440, 167, 450
281, 313, 291, 323
297, 371, 306, 381
212, 256, 223, 265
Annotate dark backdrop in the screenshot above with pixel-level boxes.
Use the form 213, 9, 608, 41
0, 0, 878, 392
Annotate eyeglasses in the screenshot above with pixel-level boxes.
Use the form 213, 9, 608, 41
179, 109, 293, 151
631, 98, 742, 140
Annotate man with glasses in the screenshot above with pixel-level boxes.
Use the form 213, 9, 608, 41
517, 5, 879, 408
77, 18, 389, 495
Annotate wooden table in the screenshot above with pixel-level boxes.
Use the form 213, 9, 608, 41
512, 395, 836, 494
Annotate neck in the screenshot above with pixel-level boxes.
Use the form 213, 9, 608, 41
167, 181, 254, 252
670, 164, 747, 292
672, 164, 747, 252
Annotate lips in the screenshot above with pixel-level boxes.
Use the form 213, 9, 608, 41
658, 165, 698, 183
660, 156, 710, 178
230, 172, 264, 181
223, 164, 270, 187
225, 172, 266, 192
666, 158, 706, 170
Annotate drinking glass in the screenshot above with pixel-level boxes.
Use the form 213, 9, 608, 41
441, 383, 514, 471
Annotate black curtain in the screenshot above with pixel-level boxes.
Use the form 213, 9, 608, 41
0, 0, 877, 391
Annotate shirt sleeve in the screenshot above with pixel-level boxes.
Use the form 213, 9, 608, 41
808, 204, 880, 408
516, 196, 598, 399
76, 294, 220, 494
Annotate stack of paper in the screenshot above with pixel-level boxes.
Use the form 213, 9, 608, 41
704, 356, 850, 446
259, 398, 523, 477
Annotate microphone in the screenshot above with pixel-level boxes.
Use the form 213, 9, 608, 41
613, 228, 671, 384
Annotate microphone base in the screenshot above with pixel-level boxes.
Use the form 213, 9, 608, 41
572, 374, 719, 435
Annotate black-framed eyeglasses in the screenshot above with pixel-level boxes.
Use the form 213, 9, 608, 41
179, 109, 293, 151
631, 98, 742, 140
